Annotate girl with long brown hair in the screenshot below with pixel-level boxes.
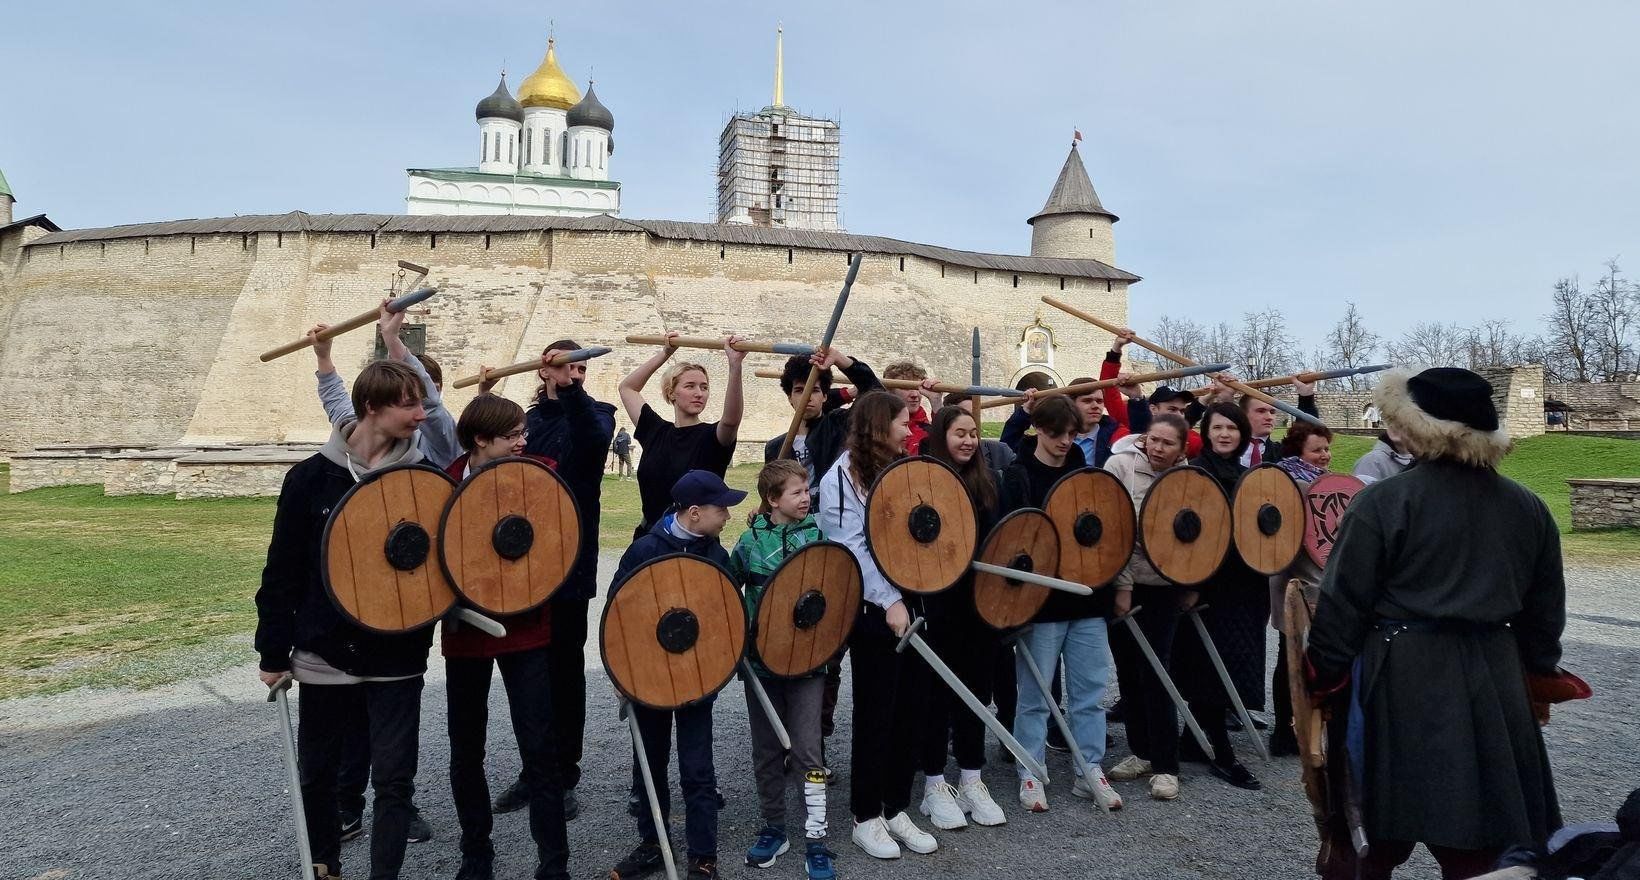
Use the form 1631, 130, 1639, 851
815, 391, 942, 861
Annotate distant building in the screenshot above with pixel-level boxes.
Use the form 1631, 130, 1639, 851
405, 37, 619, 217
716, 28, 841, 230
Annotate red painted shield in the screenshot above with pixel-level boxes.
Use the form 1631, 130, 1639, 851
1302, 473, 1365, 568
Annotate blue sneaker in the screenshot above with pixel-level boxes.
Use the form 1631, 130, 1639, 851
804, 842, 836, 880
745, 825, 790, 868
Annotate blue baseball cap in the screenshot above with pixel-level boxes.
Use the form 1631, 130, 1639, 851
671, 470, 748, 509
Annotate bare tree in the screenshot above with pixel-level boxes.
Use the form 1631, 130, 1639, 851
1462, 319, 1533, 368
1324, 301, 1382, 389
1390, 321, 1469, 367
1588, 259, 1638, 380
1543, 276, 1594, 382
1236, 308, 1297, 379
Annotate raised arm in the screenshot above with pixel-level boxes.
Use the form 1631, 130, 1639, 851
620, 331, 679, 427
310, 324, 353, 427
716, 334, 747, 447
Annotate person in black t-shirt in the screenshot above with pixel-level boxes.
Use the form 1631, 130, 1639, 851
619, 330, 747, 537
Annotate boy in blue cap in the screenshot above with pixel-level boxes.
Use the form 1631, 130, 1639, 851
610, 470, 747, 880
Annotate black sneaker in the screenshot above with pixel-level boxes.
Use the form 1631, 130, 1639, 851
611, 842, 666, 880
493, 778, 530, 815
407, 808, 433, 843
687, 856, 719, 879
1208, 760, 1262, 791
1046, 725, 1070, 752
338, 811, 363, 842
714, 787, 726, 811
455, 851, 495, 880
563, 787, 581, 820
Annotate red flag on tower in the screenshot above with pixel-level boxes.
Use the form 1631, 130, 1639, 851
1073, 129, 1083, 142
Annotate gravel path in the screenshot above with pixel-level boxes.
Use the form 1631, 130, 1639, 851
2, 556, 1636, 880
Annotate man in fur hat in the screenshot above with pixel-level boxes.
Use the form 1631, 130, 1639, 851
1306, 367, 1567, 880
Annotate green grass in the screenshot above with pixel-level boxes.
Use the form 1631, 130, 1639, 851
1, 434, 1634, 698
0, 475, 274, 699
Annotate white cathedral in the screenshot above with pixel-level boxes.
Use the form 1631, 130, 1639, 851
405, 38, 620, 217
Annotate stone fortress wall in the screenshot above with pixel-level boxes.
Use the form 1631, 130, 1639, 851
0, 216, 1132, 464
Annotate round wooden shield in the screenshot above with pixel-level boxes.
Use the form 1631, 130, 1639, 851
972, 509, 1061, 630
439, 457, 581, 616
1303, 473, 1365, 569
322, 464, 458, 633
864, 456, 977, 594
1138, 466, 1232, 587
1231, 465, 1306, 576
600, 554, 747, 710
1043, 468, 1135, 589
753, 541, 863, 678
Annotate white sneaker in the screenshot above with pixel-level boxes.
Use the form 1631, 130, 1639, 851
1150, 773, 1181, 800
851, 817, 901, 860
955, 778, 1007, 826
918, 781, 968, 830
1017, 777, 1049, 813
884, 811, 938, 854
1108, 755, 1153, 780
1071, 772, 1125, 811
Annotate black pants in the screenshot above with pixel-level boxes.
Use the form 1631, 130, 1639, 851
849, 604, 933, 822
298, 677, 423, 880
632, 699, 719, 858
1187, 699, 1236, 765
338, 718, 370, 818
993, 640, 1018, 732
1272, 632, 1294, 744
919, 612, 995, 775
446, 648, 569, 880
1110, 586, 1182, 774
547, 596, 590, 789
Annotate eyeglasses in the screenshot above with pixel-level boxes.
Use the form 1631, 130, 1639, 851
499, 429, 528, 442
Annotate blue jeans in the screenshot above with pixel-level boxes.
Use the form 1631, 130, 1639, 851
1012, 618, 1111, 781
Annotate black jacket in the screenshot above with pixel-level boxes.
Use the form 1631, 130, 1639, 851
525, 381, 617, 601
254, 455, 434, 677
610, 513, 732, 596
764, 358, 883, 486
999, 438, 1114, 622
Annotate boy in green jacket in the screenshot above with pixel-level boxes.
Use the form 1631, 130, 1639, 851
727, 459, 835, 880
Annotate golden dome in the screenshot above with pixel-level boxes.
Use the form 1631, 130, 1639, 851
517, 39, 581, 110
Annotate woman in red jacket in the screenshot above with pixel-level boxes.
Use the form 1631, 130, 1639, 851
442, 394, 570, 880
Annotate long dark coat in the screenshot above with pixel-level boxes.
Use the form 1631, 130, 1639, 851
1307, 459, 1566, 850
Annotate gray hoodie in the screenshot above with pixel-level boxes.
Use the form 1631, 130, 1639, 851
1352, 438, 1414, 484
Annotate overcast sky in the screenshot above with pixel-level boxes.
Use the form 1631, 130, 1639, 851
4, 1, 1637, 349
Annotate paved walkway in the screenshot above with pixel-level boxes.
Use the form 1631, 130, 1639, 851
2, 556, 1635, 880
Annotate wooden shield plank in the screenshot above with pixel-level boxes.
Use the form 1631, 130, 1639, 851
600, 554, 747, 710
1044, 468, 1135, 588
1303, 473, 1365, 569
1138, 466, 1232, 587
754, 541, 863, 678
864, 456, 977, 594
972, 509, 1061, 630
1284, 579, 1326, 771
322, 464, 457, 633
440, 457, 581, 616
1232, 464, 1306, 576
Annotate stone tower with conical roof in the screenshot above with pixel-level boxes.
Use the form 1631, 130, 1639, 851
0, 168, 13, 227
1028, 141, 1117, 264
